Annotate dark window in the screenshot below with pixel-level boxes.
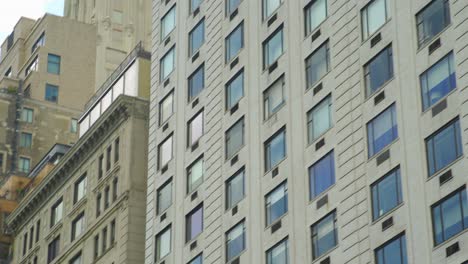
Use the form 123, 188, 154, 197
375, 233, 407, 264
311, 211, 337, 259
45, 84, 59, 102
186, 205, 203, 242
225, 22, 244, 62
93, 235, 99, 259
47, 54, 61, 74
364, 46, 394, 96
114, 137, 120, 163
98, 155, 104, 179
225, 118, 245, 159
106, 145, 112, 171
226, 168, 245, 209
71, 212, 85, 241
35, 220, 40, 242
96, 193, 102, 217
309, 151, 335, 199
47, 236, 60, 263
112, 177, 118, 202
188, 64, 205, 101
306, 41, 330, 88
265, 182, 288, 226
29, 225, 34, 249
371, 167, 403, 220
226, 70, 244, 110
23, 232, 27, 256
69, 251, 82, 264
361, 0, 389, 40
265, 128, 286, 172
104, 186, 110, 209
102, 227, 107, 251
367, 104, 398, 157
416, 0, 451, 47
110, 219, 116, 245
189, 19, 205, 56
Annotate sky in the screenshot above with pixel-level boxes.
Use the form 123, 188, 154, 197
0, 0, 64, 44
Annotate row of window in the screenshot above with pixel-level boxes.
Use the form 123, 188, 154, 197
93, 220, 116, 261
98, 138, 120, 179
20, 108, 78, 131
25, 53, 61, 77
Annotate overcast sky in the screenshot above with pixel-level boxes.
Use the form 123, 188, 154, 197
0, 0, 64, 44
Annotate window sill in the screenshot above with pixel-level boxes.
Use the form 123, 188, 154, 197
370, 202, 404, 225
426, 155, 464, 182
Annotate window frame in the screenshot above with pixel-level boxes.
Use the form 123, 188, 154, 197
225, 69, 244, 110
264, 127, 286, 172
307, 94, 332, 144
73, 173, 87, 204
18, 156, 31, 173
263, 25, 284, 69
155, 225, 172, 261
157, 178, 173, 215
226, 0, 241, 16
305, 40, 330, 89
225, 22, 244, 63
311, 210, 338, 260
226, 167, 245, 210
187, 156, 204, 194
189, 19, 205, 57
160, 46, 176, 81
19, 132, 32, 148
266, 238, 289, 264
45, 83, 59, 103
188, 64, 205, 102
47, 236, 60, 263
158, 133, 174, 169
263, 75, 286, 120
265, 181, 288, 226
225, 220, 246, 262
185, 204, 204, 242
364, 45, 394, 97
262, 0, 283, 20
22, 108, 34, 123
366, 104, 398, 158
374, 233, 407, 264
416, 0, 451, 48
50, 197, 63, 228
225, 117, 245, 159
159, 90, 174, 126
370, 167, 403, 221
71, 212, 85, 241
309, 150, 335, 199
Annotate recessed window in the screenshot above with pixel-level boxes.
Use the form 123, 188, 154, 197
309, 151, 335, 199
186, 205, 203, 242
112, 177, 118, 201
94, 235, 99, 259
22, 233, 27, 256
226, 22, 244, 62
263, 76, 285, 119
263, 0, 282, 19
305, 0, 327, 36
161, 47, 175, 81
371, 167, 402, 220
226, 168, 245, 209
18, 157, 31, 173
263, 27, 284, 68
264, 128, 286, 172
306, 41, 330, 88
47, 54, 61, 75
426, 118, 462, 176
71, 119, 78, 133
416, 0, 451, 47
188, 254, 203, 264
106, 145, 112, 171
161, 6, 176, 40
265, 182, 288, 226
226, 0, 241, 15
73, 174, 87, 204
31, 32, 45, 53
189, 19, 205, 56
420, 52, 456, 110
47, 236, 60, 263
159, 134, 173, 168
102, 227, 108, 251
4, 67, 11, 77
375, 234, 408, 264
36, 220, 40, 242
226, 70, 244, 110
266, 239, 289, 264
188, 64, 205, 101
367, 104, 398, 157
188, 111, 204, 147
311, 211, 337, 260
25, 56, 39, 76
98, 155, 104, 179
71, 212, 85, 241
187, 157, 204, 194
0, 153, 4, 173
226, 221, 246, 261
50, 198, 63, 227
104, 185, 110, 209
22, 108, 33, 123
156, 226, 171, 261
157, 179, 172, 215
96, 193, 102, 217
307, 95, 332, 143
361, 0, 389, 40
20, 132, 32, 148
69, 252, 81, 264
29, 226, 34, 249
431, 188, 468, 246
114, 138, 119, 163
190, 0, 202, 13
159, 91, 174, 125
364, 45, 394, 96
225, 118, 245, 159
110, 219, 116, 244
45, 84, 59, 102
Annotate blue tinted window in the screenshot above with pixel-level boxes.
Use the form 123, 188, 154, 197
426, 119, 462, 176
226, 23, 243, 62
189, 65, 204, 100
371, 168, 403, 220
375, 234, 407, 264
45, 84, 59, 102
266, 239, 289, 264
189, 19, 204, 56
367, 105, 398, 157
226, 222, 245, 261
416, 0, 451, 47
311, 211, 337, 259
420, 52, 456, 110
364, 46, 394, 96
265, 129, 286, 171
47, 54, 60, 74
226, 70, 244, 109
309, 151, 335, 199
266, 183, 288, 226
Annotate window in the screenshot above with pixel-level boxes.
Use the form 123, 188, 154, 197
226, 221, 246, 261
364, 46, 394, 96
112, 177, 118, 202
50, 198, 63, 227
188, 65, 205, 101
305, 0, 327, 36
102, 227, 107, 251
190, 0, 202, 13
225, 23, 243, 62
265, 182, 288, 226
25, 56, 39, 76
96, 193, 102, 217
266, 239, 289, 264
306, 41, 330, 88
160, 91, 174, 125
47, 54, 61, 74
187, 157, 204, 194
98, 155, 104, 179
307, 95, 332, 143
426, 119, 462, 176
361, 0, 389, 40
45, 84, 59, 102
31, 32, 45, 53
94, 235, 99, 259
161, 6, 176, 40
23, 233, 27, 255
263, 0, 282, 19
375, 234, 408, 264
22, 108, 33, 123
0, 153, 4, 173
157, 179, 172, 214
263, 27, 284, 68
225, 118, 244, 159
71, 119, 78, 133
159, 134, 173, 168
71, 212, 85, 241
69, 252, 82, 264
420, 52, 456, 110
226, 70, 244, 110
416, 0, 451, 47
186, 205, 203, 242
226, 169, 245, 209
47, 236, 60, 263
309, 151, 335, 199
371, 168, 402, 220
20, 132, 32, 148
114, 138, 120, 163
189, 19, 205, 56
4, 67, 11, 77
311, 211, 337, 259
367, 105, 398, 157
188, 111, 204, 147
431, 188, 468, 245
265, 129, 286, 172
226, 0, 241, 15
106, 145, 112, 171
74, 174, 87, 204
29, 226, 34, 249
188, 254, 202, 264
104, 186, 110, 209
110, 219, 116, 244
263, 76, 285, 119
156, 226, 171, 261
161, 47, 175, 81
36, 220, 40, 242
18, 157, 31, 173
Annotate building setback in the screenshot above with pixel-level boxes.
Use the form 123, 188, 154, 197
145, 0, 468, 264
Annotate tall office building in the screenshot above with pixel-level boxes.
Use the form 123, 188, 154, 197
146, 0, 468, 264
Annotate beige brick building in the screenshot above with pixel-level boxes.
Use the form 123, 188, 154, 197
145, 0, 468, 264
